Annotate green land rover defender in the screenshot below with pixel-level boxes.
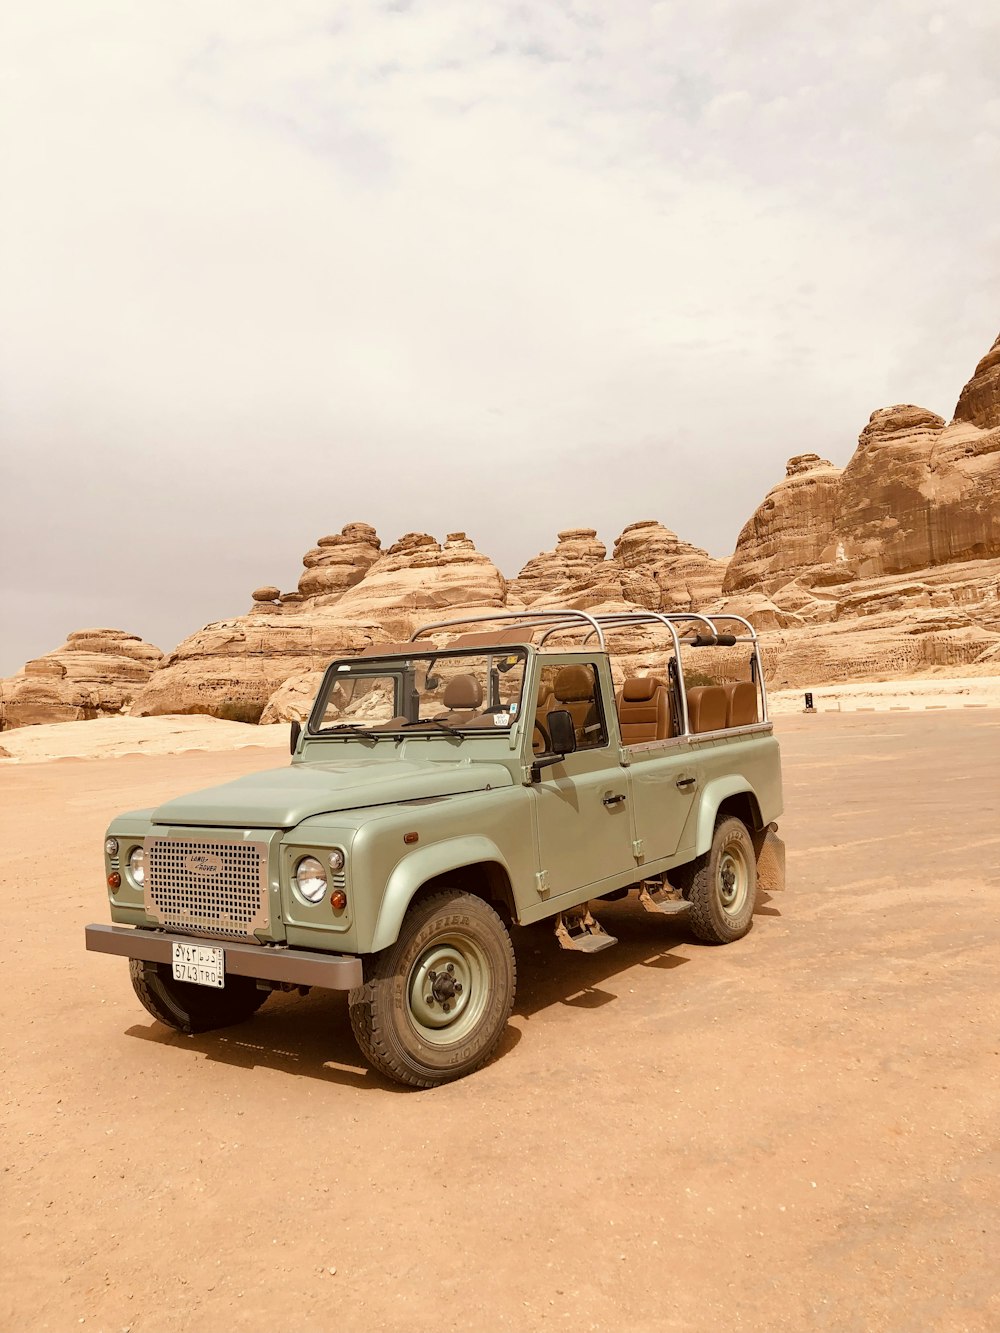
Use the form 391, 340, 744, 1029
87, 609, 785, 1088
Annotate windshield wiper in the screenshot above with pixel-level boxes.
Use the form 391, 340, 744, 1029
402, 717, 462, 736
322, 723, 382, 741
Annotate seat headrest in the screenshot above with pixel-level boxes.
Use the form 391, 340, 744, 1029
686, 685, 727, 734
723, 681, 758, 728
622, 676, 661, 703
554, 666, 594, 703
441, 674, 483, 710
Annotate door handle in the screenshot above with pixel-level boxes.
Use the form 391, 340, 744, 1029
676, 776, 697, 789
602, 792, 627, 807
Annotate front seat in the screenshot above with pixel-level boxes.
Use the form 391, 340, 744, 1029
617, 677, 673, 744
553, 666, 601, 745
436, 674, 483, 724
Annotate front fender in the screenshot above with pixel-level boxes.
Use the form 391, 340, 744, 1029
370, 835, 513, 953
694, 777, 757, 857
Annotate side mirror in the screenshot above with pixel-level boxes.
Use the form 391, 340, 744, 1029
530, 708, 577, 782
547, 709, 577, 756
290, 719, 301, 755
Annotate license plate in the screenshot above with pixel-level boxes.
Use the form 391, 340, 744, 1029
171, 942, 224, 988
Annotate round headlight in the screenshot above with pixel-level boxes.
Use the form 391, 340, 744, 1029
328, 848, 346, 874
105, 837, 119, 858
128, 846, 145, 888
294, 855, 328, 904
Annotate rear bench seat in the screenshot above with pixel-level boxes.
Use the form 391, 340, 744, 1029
616, 677, 673, 744
685, 685, 727, 733
722, 681, 758, 727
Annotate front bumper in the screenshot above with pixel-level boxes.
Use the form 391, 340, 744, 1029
85, 924, 364, 990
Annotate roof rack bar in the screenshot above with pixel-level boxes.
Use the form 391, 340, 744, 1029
574, 610, 771, 730
700, 613, 759, 643
705, 615, 767, 723
409, 608, 607, 650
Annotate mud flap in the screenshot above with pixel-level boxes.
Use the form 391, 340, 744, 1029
554, 906, 617, 954
756, 824, 786, 893
638, 882, 692, 916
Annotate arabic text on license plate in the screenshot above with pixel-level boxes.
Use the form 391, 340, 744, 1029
171, 942, 224, 988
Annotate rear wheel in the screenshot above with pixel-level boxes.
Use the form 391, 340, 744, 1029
675, 816, 757, 943
129, 958, 269, 1034
349, 889, 516, 1089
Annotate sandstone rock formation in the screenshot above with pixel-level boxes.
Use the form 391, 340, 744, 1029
723, 454, 843, 595
251, 585, 281, 605
130, 613, 386, 724
509, 529, 626, 607
331, 532, 506, 639
721, 331, 1000, 680
12, 331, 1000, 722
612, 520, 727, 611
509, 522, 725, 612
131, 531, 507, 720
0, 630, 163, 729
297, 522, 382, 602
260, 671, 326, 725
953, 332, 1000, 430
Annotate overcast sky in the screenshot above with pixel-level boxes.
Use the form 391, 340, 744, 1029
2, 1, 998, 675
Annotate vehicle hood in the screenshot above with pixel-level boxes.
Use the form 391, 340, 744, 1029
151, 757, 513, 829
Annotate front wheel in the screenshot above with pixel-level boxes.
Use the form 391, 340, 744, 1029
349, 889, 516, 1089
129, 958, 269, 1033
675, 816, 757, 944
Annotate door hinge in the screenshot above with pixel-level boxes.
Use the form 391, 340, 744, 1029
535, 870, 550, 898
632, 839, 645, 861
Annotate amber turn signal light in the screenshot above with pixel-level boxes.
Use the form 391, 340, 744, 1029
331, 889, 348, 911
107, 872, 121, 889
403, 832, 419, 845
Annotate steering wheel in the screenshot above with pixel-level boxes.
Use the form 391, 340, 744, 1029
533, 719, 551, 755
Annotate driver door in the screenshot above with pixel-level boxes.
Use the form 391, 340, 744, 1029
527, 658, 635, 901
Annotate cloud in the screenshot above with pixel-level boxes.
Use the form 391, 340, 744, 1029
1, 0, 998, 672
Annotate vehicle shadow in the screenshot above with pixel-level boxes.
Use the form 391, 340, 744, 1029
512, 902, 690, 1018
123, 891, 780, 1090
514, 885, 782, 1015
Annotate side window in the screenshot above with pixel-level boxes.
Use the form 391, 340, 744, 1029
537, 663, 609, 751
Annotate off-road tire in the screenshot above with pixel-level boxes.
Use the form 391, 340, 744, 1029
129, 958, 269, 1034
349, 889, 516, 1089
674, 815, 757, 944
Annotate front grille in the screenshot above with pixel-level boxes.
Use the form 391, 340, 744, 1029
144, 837, 270, 941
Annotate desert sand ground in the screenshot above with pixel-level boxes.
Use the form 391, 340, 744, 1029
2, 709, 999, 1333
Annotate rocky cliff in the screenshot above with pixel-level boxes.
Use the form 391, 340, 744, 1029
720, 334, 1000, 680
0, 630, 163, 729
127, 529, 506, 722
508, 521, 725, 612
5, 330, 998, 726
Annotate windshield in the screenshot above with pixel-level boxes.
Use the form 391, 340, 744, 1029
308, 648, 528, 737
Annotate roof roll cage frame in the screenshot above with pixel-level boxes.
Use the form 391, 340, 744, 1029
565, 611, 768, 732
409, 608, 608, 650
404, 607, 768, 730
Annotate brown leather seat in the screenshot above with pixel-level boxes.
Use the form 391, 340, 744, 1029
616, 677, 673, 744
722, 682, 758, 728
686, 685, 727, 734
532, 689, 554, 753
553, 666, 599, 742
437, 674, 484, 723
